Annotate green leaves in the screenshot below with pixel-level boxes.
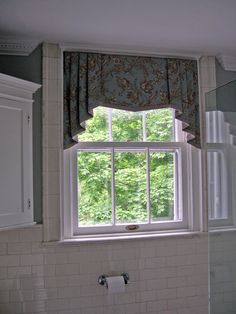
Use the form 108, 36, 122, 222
78, 107, 173, 142
112, 110, 142, 142
77, 107, 175, 226
78, 107, 109, 142
115, 152, 147, 224
146, 109, 173, 141
78, 152, 112, 225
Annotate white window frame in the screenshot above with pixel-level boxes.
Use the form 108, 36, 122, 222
64, 110, 194, 237
207, 143, 233, 228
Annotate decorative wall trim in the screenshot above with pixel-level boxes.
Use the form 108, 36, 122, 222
0, 73, 41, 93
0, 38, 40, 56
60, 42, 201, 60
42, 43, 62, 242
217, 54, 236, 71
0, 73, 41, 104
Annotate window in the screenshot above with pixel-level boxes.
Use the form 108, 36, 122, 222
64, 107, 191, 236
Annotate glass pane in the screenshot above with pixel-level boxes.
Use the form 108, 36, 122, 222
112, 109, 143, 142
78, 107, 109, 142
146, 109, 173, 141
77, 152, 112, 226
206, 111, 225, 143
115, 151, 147, 224
150, 152, 175, 221
207, 151, 228, 219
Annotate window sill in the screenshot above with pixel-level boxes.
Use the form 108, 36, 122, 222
43, 230, 207, 245
209, 226, 236, 235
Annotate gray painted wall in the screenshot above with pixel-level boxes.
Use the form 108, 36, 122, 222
216, 59, 236, 87
0, 45, 42, 223
214, 60, 236, 112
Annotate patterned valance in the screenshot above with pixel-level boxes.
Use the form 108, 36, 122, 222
64, 52, 200, 149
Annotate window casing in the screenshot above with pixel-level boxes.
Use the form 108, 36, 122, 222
64, 108, 193, 236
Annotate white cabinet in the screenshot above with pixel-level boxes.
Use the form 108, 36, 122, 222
0, 74, 40, 229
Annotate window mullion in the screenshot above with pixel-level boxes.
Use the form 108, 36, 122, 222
111, 147, 116, 225
143, 112, 147, 141
146, 148, 151, 224
214, 152, 221, 219
109, 108, 112, 141
174, 151, 178, 220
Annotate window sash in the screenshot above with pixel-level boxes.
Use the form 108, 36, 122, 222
71, 141, 188, 235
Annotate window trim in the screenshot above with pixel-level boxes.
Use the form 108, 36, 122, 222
64, 107, 194, 236
64, 138, 192, 236
42, 46, 210, 243
207, 143, 234, 228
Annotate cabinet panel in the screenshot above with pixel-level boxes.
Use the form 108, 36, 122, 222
0, 98, 33, 228
0, 104, 23, 214
0, 73, 40, 229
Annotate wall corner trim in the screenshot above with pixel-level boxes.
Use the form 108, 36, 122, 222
0, 38, 40, 56
217, 54, 236, 72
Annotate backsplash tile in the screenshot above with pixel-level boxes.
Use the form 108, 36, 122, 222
210, 230, 236, 314
0, 226, 208, 314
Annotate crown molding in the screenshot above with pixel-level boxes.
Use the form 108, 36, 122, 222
216, 54, 236, 71
0, 38, 40, 56
0, 73, 41, 93
60, 42, 201, 60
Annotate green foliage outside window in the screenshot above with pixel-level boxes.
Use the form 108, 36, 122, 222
77, 107, 174, 226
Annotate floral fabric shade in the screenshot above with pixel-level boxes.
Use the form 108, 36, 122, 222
64, 52, 200, 149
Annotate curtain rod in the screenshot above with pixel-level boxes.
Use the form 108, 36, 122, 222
60, 43, 201, 60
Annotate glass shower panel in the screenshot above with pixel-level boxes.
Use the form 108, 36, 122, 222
206, 80, 236, 314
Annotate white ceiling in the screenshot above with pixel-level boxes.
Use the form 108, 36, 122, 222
1, 0, 236, 56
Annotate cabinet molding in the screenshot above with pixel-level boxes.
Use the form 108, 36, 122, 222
0, 73, 40, 229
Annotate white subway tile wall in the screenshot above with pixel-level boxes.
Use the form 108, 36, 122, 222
0, 226, 208, 314
42, 43, 62, 242
210, 231, 236, 314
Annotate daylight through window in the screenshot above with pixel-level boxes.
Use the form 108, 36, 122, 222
69, 107, 188, 234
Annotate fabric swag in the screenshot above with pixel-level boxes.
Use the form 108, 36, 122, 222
64, 51, 200, 149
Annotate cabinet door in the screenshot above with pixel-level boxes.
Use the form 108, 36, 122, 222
0, 97, 34, 228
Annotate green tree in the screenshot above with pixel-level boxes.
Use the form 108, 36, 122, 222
77, 107, 174, 225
